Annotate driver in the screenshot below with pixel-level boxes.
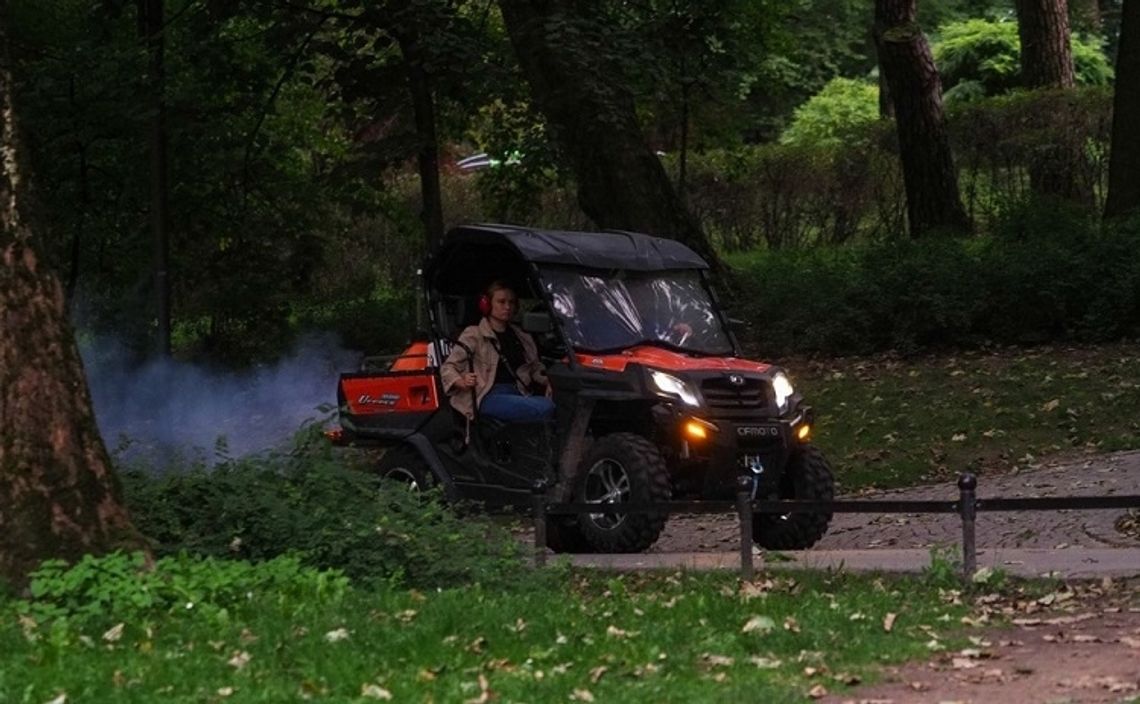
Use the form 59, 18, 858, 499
440, 281, 555, 424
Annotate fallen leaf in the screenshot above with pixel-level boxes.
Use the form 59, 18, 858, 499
606, 625, 637, 639
783, 616, 801, 633
807, 684, 828, 699
749, 656, 782, 669
569, 689, 594, 702
44, 695, 67, 704
227, 651, 251, 670
589, 666, 607, 684
361, 684, 392, 700
700, 653, 735, 668
883, 612, 897, 632
216, 687, 235, 697
742, 615, 776, 634
324, 628, 350, 643
1042, 399, 1060, 412
102, 623, 125, 643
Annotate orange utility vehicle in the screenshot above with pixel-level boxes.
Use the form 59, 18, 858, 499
332, 225, 834, 553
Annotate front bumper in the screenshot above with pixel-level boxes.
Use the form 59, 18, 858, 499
660, 406, 814, 500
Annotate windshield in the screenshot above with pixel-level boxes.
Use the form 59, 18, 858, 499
541, 268, 733, 354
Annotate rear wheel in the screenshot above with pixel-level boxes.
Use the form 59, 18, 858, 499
753, 444, 834, 550
575, 433, 671, 553
376, 446, 434, 491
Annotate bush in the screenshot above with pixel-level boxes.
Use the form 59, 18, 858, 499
18, 552, 347, 632
118, 440, 524, 589
780, 78, 880, 148
731, 216, 1140, 356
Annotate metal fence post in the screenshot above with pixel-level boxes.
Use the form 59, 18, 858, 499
532, 480, 548, 568
958, 472, 977, 581
736, 475, 755, 580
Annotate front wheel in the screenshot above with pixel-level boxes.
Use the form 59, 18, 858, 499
753, 444, 834, 550
575, 433, 671, 553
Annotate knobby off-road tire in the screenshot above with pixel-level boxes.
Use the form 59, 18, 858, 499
754, 444, 834, 550
376, 446, 435, 491
575, 433, 671, 553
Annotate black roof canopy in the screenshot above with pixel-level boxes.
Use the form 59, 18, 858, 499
425, 224, 708, 295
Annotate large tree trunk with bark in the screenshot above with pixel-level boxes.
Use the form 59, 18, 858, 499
1018, 0, 1077, 88
497, 0, 720, 269
873, 0, 970, 237
1105, 0, 1140, 219
1, 8, 147, 588
1015, 0, 1089, 203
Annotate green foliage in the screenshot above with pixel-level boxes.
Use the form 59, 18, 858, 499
117, 442, 524, 589
933, 18, 1113, 103
780, 78, 880, 147
19, 552, 347, 631
1, 570, 974, 702
730, 212, 1140, 357
468, 99, 565, 222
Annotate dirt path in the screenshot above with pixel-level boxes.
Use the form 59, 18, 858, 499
821, 578, 1140, 704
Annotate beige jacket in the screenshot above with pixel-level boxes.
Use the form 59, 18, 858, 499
440, 318, 548, 419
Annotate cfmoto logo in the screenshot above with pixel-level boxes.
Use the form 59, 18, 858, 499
737, 425, 777, 438
728, 374, 745, 386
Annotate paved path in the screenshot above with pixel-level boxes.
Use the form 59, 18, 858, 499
548, 451, 1140, 578
564, 548, 1140, 579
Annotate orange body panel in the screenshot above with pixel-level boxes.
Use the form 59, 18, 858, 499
341, 374, 439, 415
574, 345, 770, 374
390, 341, 432, 371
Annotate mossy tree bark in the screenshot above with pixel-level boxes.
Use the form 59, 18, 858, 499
1, 4, 147, 588
873, 0, 970, 237
1105, 0, 1140, 220
497, 0, 721, 271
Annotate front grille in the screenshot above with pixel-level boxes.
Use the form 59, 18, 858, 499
700, 377, 770, 415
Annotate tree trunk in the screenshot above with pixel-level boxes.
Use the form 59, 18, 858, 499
1016, 0, 1089, 203
497, 0, 720, 269
1070, 0, 1103, 33
139, 0, 171, 357
1105, 0, 1140, 219
1, 5, 147, 588
874, 0, 970, 237
397, 33, 444, 253
1017, 0, 1076, 88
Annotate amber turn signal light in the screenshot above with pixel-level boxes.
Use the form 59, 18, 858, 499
796, 424, 811, 442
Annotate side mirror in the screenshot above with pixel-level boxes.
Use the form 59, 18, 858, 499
522, 311, 553, 334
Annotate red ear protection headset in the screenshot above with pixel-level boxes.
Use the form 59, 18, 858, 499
478, 294, 491, 316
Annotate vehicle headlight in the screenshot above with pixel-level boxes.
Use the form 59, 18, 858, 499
773, 372, 794, 413
650, 370, 700, 407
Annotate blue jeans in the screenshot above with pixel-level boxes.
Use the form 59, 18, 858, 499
480, 383, 555, 422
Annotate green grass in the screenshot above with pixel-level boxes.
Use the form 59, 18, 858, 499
1, 568, 971, 703
782, 343, 1140, 490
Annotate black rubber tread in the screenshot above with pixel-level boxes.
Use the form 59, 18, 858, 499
376, 446, 435, 491
575, 432, 672, 553
753, 444, 835, 550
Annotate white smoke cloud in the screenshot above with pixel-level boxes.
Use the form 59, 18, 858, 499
80, 332, 362, 465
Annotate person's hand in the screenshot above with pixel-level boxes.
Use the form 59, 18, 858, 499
545, 383, 554, 399
456, 372, 478, 390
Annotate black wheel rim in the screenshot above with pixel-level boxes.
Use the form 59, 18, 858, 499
583, 458, 631, 530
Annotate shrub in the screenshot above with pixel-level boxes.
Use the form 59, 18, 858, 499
731, 217, 1140, 356
118, 440, 524, 589
780, 78, 881, 148
18, 552, 347, 632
